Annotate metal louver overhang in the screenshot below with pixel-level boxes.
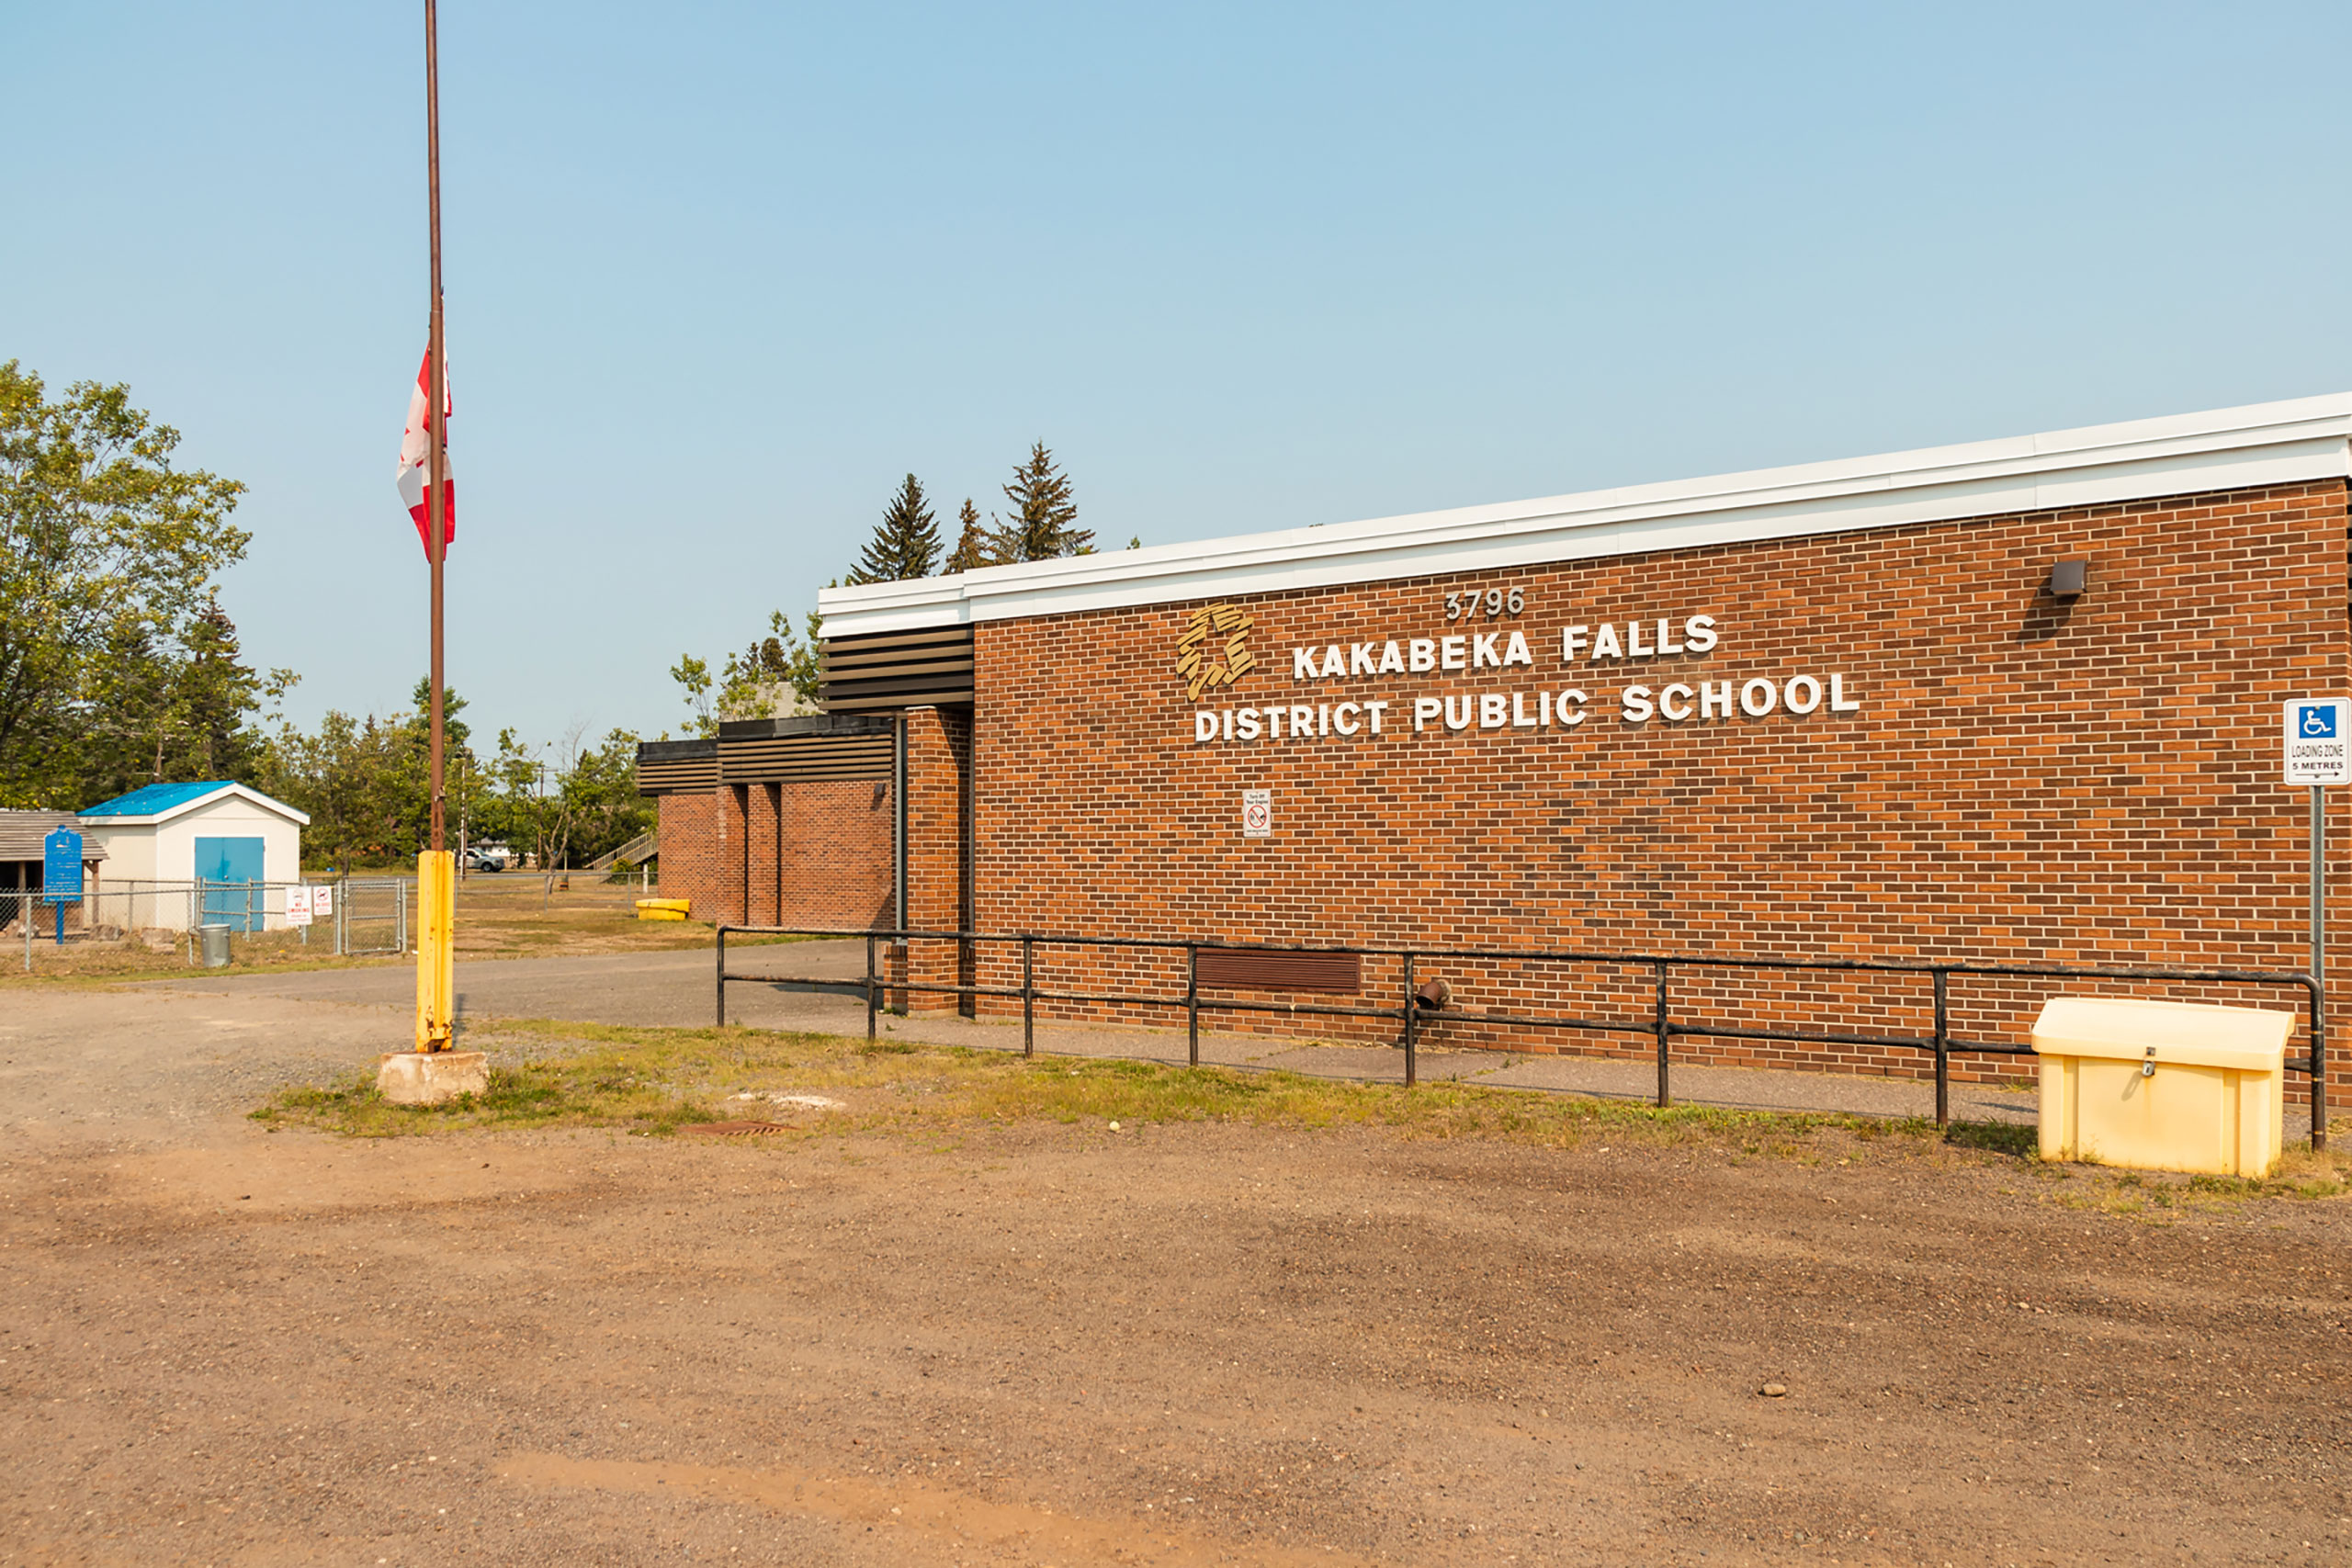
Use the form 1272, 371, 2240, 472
718, 733, 893, 783
636, 739, 719, 795
639, 717, 907, 794
818, 625, 975, 712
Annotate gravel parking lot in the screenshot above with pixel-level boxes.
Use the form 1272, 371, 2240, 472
1, 968, 2345, 1565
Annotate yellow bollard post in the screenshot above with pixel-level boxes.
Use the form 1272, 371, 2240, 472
379, 851, 480, 1100
379, 849, 480, 1102
413, 850, 456, 1052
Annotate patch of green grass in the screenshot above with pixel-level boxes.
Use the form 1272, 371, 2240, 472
2042, 1143, 2350, 1216
252, 1055, 722, 1139
250, 1018, 1974, 1156
1944, 1119, 2037, 1157
247, 1021, 2352, 1204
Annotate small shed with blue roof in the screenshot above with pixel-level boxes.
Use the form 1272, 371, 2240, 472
76, 782, 310, 932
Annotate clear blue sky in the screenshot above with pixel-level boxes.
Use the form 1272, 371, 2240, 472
7, 2, 2348, 751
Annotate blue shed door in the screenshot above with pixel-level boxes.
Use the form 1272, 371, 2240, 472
195, 836, 266, 932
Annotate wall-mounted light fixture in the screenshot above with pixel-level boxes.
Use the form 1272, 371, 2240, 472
2048, 559, 2088, 600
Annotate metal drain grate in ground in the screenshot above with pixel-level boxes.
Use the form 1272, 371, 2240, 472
679, 1121, 794, 1137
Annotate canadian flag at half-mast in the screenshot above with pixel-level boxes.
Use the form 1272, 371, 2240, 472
395, 351, 455, 557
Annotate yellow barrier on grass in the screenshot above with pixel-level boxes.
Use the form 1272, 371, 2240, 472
636, 897, 690, 921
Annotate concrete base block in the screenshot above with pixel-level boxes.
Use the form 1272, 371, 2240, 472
377, 1051, 489, 1106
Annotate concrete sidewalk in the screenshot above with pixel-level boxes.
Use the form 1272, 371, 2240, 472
142, 941, 2038, 1124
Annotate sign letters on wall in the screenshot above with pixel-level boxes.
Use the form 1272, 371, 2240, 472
1185, 610, 1862, 745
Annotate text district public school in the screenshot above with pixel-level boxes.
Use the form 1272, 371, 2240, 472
1190, 613, 1864, 743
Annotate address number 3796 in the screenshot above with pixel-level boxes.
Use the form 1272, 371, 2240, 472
1443, 587, 1525, 621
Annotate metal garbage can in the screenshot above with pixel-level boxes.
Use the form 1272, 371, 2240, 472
2030, 997, 2292, 1177
198, 923, 232, 969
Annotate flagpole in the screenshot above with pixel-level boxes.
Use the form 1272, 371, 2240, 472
425, 0, 447, 857
413, 0, 456, 1058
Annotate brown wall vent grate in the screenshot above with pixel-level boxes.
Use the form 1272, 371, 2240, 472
1194, 948, 1363, 995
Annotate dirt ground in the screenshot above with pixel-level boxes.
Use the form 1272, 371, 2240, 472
2, 983, 2347, 1566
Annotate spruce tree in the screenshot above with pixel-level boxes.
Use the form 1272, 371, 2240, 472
847, 473, 942, 584
992, 442, 1090, 561
944, 497, 996, 574
175, 591, 263, 780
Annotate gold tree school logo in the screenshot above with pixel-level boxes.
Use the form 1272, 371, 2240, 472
1176, 602, 1257, 701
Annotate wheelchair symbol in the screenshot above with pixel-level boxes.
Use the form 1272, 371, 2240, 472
2301, 705, 2337, 739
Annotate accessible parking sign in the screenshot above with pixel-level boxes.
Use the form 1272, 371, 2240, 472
2284, 698, 2350, 785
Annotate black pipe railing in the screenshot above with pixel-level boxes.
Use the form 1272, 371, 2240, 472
712, 925, 2328, 1149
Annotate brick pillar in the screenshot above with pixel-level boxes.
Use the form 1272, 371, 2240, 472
900, 705, 972, 1014
746, 782, 781, 926
715, 784, 749, 925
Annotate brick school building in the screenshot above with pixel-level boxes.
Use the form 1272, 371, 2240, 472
640, 395, 2352, 1089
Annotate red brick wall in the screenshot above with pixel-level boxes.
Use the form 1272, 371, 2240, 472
962, 480, 2349, 1091
896, 706, 972, 1013
776, 778, 896, 931
658, 779, 894, 931
656, 791, 718, 912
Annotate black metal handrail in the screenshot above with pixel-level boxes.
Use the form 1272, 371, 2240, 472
713, 925, 2328, 1148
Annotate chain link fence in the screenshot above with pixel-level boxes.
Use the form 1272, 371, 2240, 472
337, 877, 409, 957
5, 862, 657, 971
4, 878, 404, 969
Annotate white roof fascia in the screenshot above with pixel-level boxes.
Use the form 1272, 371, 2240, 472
85, 783, 313, 829
818, 391, 2352, 636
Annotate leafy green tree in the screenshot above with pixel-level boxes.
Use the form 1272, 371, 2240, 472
0, 360, 249, 807
991, 442, 1089, 562
255, 680, 482, 868
259, 709, 414, 868
74, 620, 180, 798
718, 607, 824, 716
470, 724, 650, 870
401, 676, 472, 760
669, 654, 714, 738
944, 497, 996, 573
560, 728, 655, 865
387, 676, 478, 852
847, 474, 941, 584
482, 727, 560, 869
673, 607, 825, 737
63, 591, 284, 801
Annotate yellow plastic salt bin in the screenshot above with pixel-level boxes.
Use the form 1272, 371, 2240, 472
634, 897, 690, 922
2030, 997, 2292, 1177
